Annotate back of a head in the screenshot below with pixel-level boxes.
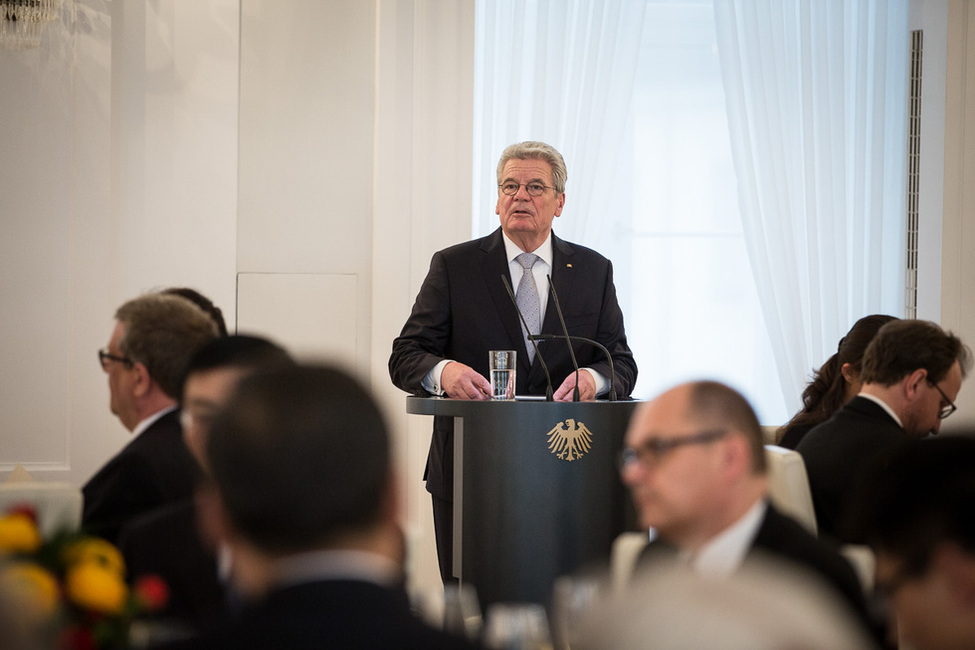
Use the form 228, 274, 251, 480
206, 364, 390, 555
179, 334, 293, 396
162, 287, 229, 337
687, 380, 766, 473
115, 294, 220, 398
860, 319, 972, 386
847, 434, 975, 576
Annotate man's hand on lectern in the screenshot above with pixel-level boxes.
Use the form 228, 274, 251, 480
553, 371, 596, 402
442, 361, 492, 400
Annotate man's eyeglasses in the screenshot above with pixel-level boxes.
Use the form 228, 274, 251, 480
927, 379, 957, 419
619, 429, 728, 471
98, 349, 133, 371
498, 181, 555, 197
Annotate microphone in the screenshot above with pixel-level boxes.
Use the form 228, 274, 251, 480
501, 274, 554, 401
528, 335, 619, 402
546, 274, 581, 401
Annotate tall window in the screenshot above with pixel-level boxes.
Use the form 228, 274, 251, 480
473, 0, 907, 424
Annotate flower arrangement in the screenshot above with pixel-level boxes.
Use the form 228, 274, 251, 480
0, 505, 168, 649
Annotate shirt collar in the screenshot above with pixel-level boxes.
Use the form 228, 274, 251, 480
271, 549, 403, 590
856, 393, 904, 428
132, 405, 178, 437
502, 230, 553, 269
689, 499, 767, 578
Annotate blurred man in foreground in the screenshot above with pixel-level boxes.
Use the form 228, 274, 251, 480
120, 335, 292, 629
164, 365, 478, 649
848, 435, 975, 650
621, 380, 871, 634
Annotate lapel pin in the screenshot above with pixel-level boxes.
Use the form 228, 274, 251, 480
566, 263, 572, 268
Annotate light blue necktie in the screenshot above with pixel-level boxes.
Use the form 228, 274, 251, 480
516, 253, 540, 363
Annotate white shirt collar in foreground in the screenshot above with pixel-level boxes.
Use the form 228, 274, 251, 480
272, 549, 402, 590
688, 499, 767, 578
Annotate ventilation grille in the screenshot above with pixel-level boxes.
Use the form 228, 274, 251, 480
906, 29, 922, 319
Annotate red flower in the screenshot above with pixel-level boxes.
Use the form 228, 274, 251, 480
7, 503, 38, 524
59, 624, 97, 650
133, 575, 169, 611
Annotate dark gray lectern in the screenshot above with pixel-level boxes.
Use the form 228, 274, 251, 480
407, 396, 640, 608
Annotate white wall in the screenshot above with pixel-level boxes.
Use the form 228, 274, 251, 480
0, 1, 239, 486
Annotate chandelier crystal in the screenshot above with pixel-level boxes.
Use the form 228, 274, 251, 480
1, 0, 60, 50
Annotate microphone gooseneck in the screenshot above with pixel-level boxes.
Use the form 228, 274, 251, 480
529, 334, 619, 402
547, 275, 581, 401
501, 274, 554, 401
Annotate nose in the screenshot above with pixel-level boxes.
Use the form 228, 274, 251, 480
513, 183, 532, 199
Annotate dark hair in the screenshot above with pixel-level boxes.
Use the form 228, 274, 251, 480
179, 335, 293, 400
846, 435, 975, 577
687, 381, 766, 474
162, 287, 229, 337
778, 315, 898, 444
206, 365, 390, 554
115, 294, 219, 399
860, 319, 972, 386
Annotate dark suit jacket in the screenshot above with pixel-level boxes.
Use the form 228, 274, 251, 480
82, 409, 201, 545
119, 499, 225, 629
638, 504, 870, 634
388, 228, 637, 499
161, 579, 480, 650
796, 396, 909, 542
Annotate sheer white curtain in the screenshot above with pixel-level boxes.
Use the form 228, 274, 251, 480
713, 0, 909, 410
472, 0, 647, 255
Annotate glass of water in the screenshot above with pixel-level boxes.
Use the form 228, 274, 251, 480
489, 350, 516, 400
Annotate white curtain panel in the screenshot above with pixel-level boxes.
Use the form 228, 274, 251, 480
713, 0, 909, 407
472, 0, 647, 251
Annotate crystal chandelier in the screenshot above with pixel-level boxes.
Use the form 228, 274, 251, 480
1, 0, 60, 50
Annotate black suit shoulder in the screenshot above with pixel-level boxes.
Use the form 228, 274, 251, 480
82, 410, 200, 544
796, 397, 907, 541
162, 580, 480, 650
119, 499, 224, 628
752, 506, 865, 609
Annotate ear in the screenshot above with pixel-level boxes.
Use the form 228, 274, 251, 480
903, 368, 928, 402
555, 192, 566, 217
719, 432, 751, 479
381, 467, 402, 526
840, 362, 858, 385
131, 361, 153, 398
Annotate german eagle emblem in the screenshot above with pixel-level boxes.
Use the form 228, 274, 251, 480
546, 418, 593, 461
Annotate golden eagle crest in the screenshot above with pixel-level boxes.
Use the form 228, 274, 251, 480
546, 418, 593, 461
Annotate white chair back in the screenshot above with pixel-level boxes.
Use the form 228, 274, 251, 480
0, 482, 83, 536
764, 445, 817, 536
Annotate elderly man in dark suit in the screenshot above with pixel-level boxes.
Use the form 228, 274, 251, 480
163, 365, 478, 650
388, 141, 638, 582
83, 293, 219, 544
797, 319, 971, 542
622, 381, 872, 636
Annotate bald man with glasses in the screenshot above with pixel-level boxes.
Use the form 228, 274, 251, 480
621, 380, 872, 638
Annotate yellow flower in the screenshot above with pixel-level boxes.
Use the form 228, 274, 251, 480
0, 513, 42, 554
63, 537, 125, 576
0, 562, 60, 618
65, 562, 128, 615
